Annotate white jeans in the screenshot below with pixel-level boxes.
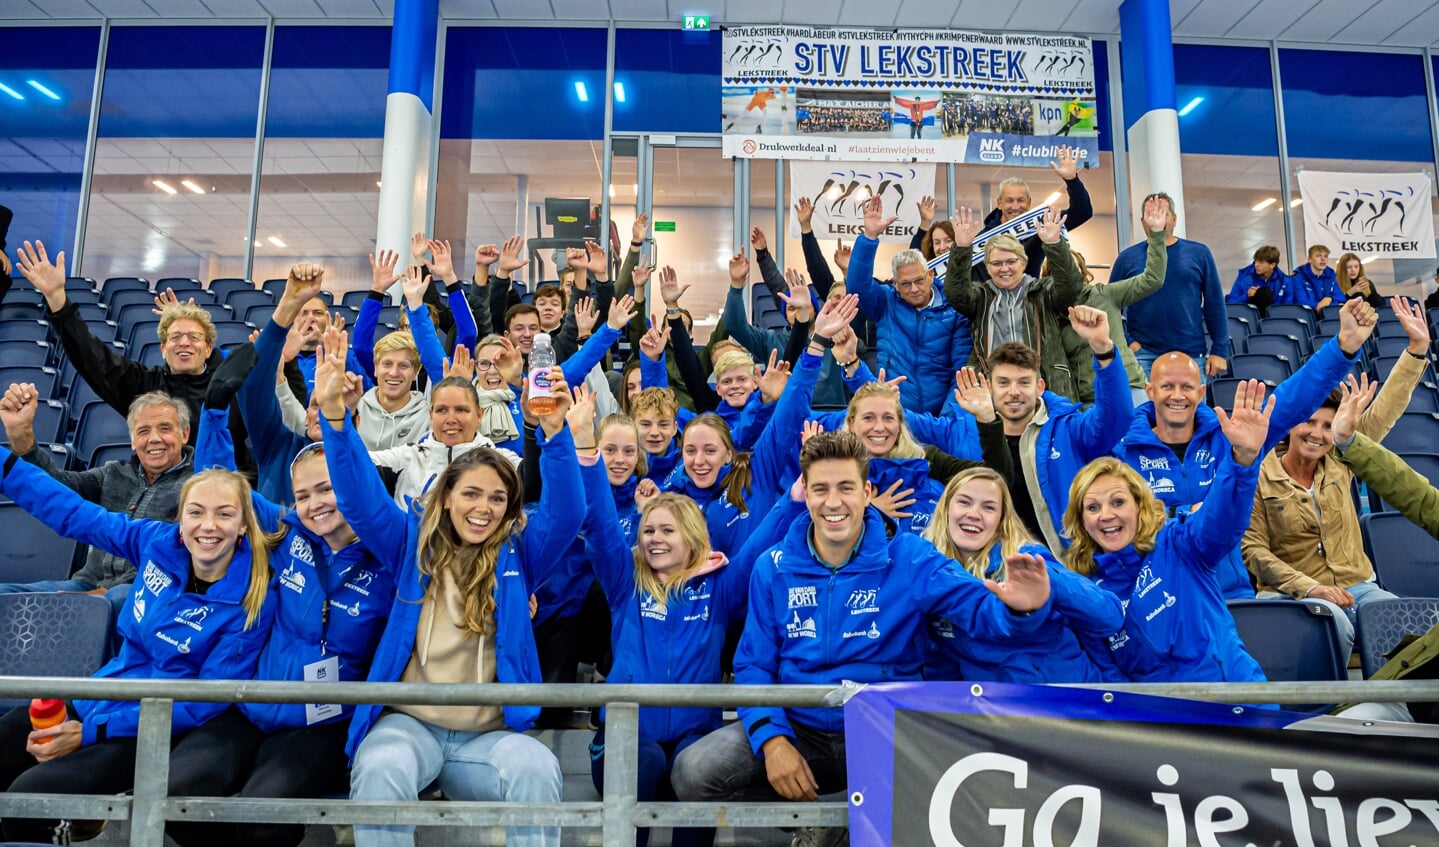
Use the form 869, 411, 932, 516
349, 711, 562, 847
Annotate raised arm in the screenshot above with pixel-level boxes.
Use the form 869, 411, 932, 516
1052, 148, 1092, 230
942, 208, 986, 318
844, 199, 895, 320
795, 198, 838, 297
516, 380, 585, 584
1340, 433, 1439, 538
1067, 305, 1135, 460
1183, 379, 1273, 565
427, 238, 478, 354
1105, 201, 1170, 308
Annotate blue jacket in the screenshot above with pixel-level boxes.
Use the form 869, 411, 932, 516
580, 461, 792, 743
736, 508, 1050, 753
241, 320, 314, 505
354, 286, 478, 379
847, 234, 972, 414
1006, 353, 1133, 552
1284, 263, 1346, 309
0, 446, 272, 746
193, 406, 396, 731
294, 348, 373, 400
1113, 335, 1359, 598
1114, 237, 1228, 360
639, 347, 776, 451
1084, 450, 1267, 684
1225, 263, 1292, 305
320, 414, 584, 757
926, 543, 1122, 683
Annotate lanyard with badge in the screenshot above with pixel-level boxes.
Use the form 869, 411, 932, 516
303, 598, 343, 725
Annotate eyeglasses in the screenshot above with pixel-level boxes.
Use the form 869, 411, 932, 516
475, 359, 500, 371
894, 276, 929, 290
289, 441, 326, 474
986, 258, 1021, 269
165, 331, 206, 344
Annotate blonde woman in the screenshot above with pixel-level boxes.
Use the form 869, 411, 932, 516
315, 326, 582, 847
0, 452, 273, 843
923, 467, 1122, 683
1062, 380, 1275, 684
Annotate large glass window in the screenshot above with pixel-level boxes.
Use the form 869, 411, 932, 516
81, 26, 265, 282
252, 25, 390, 290
613, 28, 721, 134
0, 27, 101, 265
435, 27, 608, 297
1281, 48, 1436, 296
1172, 43, 1285, 279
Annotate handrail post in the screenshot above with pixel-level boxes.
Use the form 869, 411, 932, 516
129, 698, 172, 847
601, 701, 639, 847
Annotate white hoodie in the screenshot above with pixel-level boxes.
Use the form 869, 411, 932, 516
369, 433, 522, 509
355, 388, 431, 451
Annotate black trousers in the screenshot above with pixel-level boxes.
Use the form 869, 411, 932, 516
167, 707, 349, 847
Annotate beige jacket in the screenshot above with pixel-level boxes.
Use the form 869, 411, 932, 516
1241, 350, 1428, 598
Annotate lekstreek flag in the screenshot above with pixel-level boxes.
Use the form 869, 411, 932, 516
1298, 170, 1436, 260
788, 161, 936, 243
844, 682, 1439, 846
722, 26, 1099, 165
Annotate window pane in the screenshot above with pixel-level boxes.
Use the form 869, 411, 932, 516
440, 27, 606, 141
253, 26, 391, 291
614, 28, 721, 134
83, 26, 265, 282
0, 27, 100, 262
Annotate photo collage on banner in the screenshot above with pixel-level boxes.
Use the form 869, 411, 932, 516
722, 26, 1099, 167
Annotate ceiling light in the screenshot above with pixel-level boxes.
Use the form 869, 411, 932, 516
614, 82, 626, 102
0, 83, 25, 101
608, 184, 615, 198
152, 180, 177, 195
631, 183, 637, 194
375, 180, 382, 187
1290, 198, 1303, 207
25, 80, 60, 100
1040, 191, 1061, 207
267, 236, 287, 248
574, 81, 589, 102
1251, 197, 1276, 211
1177, 96, 1204, 117
1361, 255, 1378, 264
180, 179, 206, 195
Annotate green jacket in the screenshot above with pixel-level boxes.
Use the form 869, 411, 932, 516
945, 239, 1084, 400
1063, 230, 1168, 402
1338, 432, 1439, 538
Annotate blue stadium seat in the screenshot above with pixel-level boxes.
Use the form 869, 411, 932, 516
0, 503, 79, 585
1226, 302, 1259, 323
135, 342, 166, 368
0, 320, 50, 343
243, 303, 278, 327
1368, 452, 1439, 513
196, 302, 233, 325
72, 302, 108, 324
377, 305, 401, 327
126, 320, 162, 352
99, 277, 150, 305
212, 321, 254, 349
224, 289, 273, 313
1207, 377, 1244, 410
65, 276, 98, 292
86, 442, 133, 469
0, 592, 113, 707
1243, 334, 1304, 364
1258, 317, 1312, 346
0, 365, 57, 399
1226, 316, 1252, 347
261, 279, 286, 297
341, 290, 371, 311
0, 339, 52, 368
1317, 315, 1343, 336
28, 400, 67, 445
206, 278, 254, 300
1355, 598, 1439, 679
0, 303, 41, 322
1226, 599, 1347, 710
105, 289, 154, 316
74, 401, 131, 466
155, 277, 203, 296
1361, 511, 1439, 597
1374, 354, 1437, 383
1405, 387, 1439, 413
63, 287, 101, 306
66, 380, 103, 429
1375, 336, 1417, 358
1264, 304, 1317, 331
1381, 413, 1439, 455
1228, 353, 1293, 383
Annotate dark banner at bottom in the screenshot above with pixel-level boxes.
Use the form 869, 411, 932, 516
843, 682, 1439, 847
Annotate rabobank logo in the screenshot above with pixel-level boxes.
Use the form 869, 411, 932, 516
978, 137, 1005, 163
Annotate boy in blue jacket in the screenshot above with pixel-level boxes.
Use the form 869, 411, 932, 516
1225, 244, 1290, 317
1113, 297, 1379, 599
671, 430, 1050, 834
1286, 244, 1346, 312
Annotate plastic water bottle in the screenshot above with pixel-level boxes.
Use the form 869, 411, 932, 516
527, 332, 558, 417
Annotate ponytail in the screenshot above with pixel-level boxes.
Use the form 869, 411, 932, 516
722, 451, 754, 513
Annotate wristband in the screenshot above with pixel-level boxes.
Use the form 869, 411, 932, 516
323, 412, 348, 422
837, 358, 859, 370
809, 333, 835, 350
665, 307, 682, 316
630, 240, 643, 248
1094, 346, 1117, 362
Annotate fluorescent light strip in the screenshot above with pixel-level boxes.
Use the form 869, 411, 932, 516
0, 83, 24, 101
152, 180, 178, 195
1177, 96, 1204, 117
25, 80, 60, 100
1361, 255, 1378, 264
180, 180, 206, 195
574, 81, 589, 102
1251, 197, 1277, 211
267, 236, 287, 248
1040, 191, 1062, 207
1290, 198, 1303, 207
614, 82, 626, 102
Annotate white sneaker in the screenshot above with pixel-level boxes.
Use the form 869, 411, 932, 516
791, 825, 849, 847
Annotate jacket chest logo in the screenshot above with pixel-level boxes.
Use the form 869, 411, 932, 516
288, 535, 315, 566
845, 589, 880, 615
1139, 455, 1171, 471
343, 570, 375, 596
141, 562, 171, 594
1143, 590, 1177, 622
786, 611, 817, 639
280, 564, 307, 594
175, 605, 213, 631
788, 585, 817, 609
640, 594, 667, 621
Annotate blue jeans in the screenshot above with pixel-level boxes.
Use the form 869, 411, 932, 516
349, 711, 561, 847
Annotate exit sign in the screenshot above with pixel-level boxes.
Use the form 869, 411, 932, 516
654, 220, 677, 232
683, 15, 710, 30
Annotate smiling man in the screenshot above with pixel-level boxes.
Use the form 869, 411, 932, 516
1114, 297, 1382, 600
0, 387, 193, 616
672, 430, 1052, 844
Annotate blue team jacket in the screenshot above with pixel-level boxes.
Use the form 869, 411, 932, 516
846, 234, 973, 414
320, 414, 584, 757
1084, 451, 1267, 684
1113, 335, 1360, 598
926, 543, 1122, 683
736, 508, 1050, 754
639, 348, 776, 451
0, 447, 273, 746
1225, 263, 1292, 305
1283, 264, 1346, 309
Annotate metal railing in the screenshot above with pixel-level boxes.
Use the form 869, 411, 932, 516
0, 677, 1432, 847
